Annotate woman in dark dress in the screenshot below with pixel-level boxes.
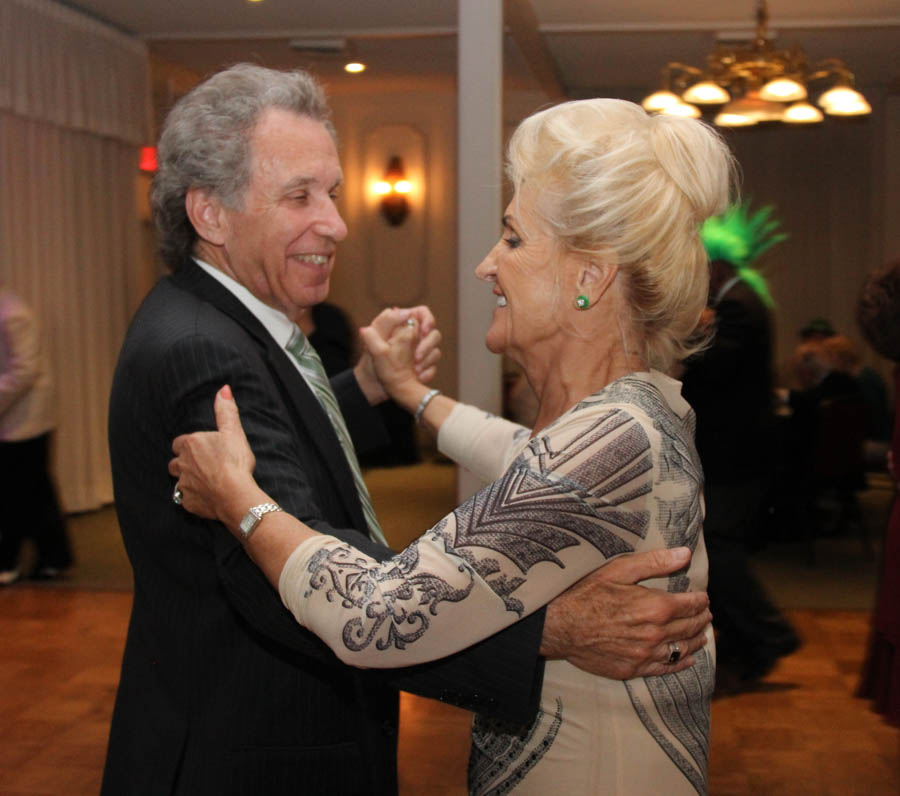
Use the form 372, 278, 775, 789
856, 259, 900, 727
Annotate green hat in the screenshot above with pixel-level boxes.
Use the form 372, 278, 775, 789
700, 202, 787, 308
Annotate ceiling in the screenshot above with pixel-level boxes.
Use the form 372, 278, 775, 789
62, 0, 900, 101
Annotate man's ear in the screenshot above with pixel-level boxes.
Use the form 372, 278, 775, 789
578, 259, 618, 304
185, 187, 229, 246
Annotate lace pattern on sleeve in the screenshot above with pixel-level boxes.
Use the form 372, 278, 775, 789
279, 397, 676, 667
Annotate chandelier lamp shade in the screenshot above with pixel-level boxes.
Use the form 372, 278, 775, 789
642, 1, 872, 127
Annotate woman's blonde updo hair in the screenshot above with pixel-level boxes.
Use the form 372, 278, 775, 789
506, 98, 736, 372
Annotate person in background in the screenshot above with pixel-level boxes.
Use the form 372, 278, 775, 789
799, 317, 836, 343
0, 287, 72, 585
680, 203, 800, 688
105, 65, 711, 796
171, 96, 730, 794
786, 334, 869, 541
821, 334, 892, 465
787, 335, 865, 447
856, 259, 900, 728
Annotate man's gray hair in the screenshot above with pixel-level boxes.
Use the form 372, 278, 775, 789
151, 63, 334, 269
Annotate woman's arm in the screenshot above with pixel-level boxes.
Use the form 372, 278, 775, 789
352, 306, 442, 405
172, 387, 675, 669
359, 318, 529, 478
357, 315, 456, 437
437, 404, 528, 483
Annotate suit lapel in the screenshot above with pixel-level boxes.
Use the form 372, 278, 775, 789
171, 260, 370, 534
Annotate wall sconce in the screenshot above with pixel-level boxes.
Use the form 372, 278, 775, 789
373, 156, 412, 226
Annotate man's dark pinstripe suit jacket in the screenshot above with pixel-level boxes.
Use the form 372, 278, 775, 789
101, 259, 545, 796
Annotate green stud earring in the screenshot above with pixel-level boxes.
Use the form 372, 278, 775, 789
575, 294, 590, 310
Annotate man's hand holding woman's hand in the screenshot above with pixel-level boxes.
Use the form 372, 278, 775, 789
354, 306, 441, 405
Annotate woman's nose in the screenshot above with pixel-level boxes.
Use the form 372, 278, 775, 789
475, 249, 497, 282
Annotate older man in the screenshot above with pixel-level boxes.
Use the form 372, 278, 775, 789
103, 64, 709, 795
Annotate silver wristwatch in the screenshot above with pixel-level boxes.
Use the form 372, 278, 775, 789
238, 502, 283, 541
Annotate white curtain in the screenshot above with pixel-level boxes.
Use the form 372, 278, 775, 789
0, 0, 150, 511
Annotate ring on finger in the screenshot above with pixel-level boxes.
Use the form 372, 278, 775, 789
405, 318, 417, 327
172, 485, 183, 506
667, 641, 681, 665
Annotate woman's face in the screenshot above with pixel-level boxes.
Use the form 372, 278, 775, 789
475, 190, 573, 361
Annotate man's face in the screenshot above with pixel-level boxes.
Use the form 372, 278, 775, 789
219, 108, 348, 320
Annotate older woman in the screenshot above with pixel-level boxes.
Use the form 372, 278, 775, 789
172, 98, 734, 794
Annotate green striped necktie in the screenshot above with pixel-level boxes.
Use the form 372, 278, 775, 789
285, 327, 388, 546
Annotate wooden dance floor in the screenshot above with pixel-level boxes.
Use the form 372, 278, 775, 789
2, 466, 898, 793
1, 587, 897, 795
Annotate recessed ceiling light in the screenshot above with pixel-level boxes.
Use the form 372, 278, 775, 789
344, 62, 366, 74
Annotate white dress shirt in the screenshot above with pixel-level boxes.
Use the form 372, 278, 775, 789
194, 258, 299, 353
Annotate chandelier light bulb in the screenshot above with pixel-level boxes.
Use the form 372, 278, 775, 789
714, 93, 784, 126
714, 100, 759, 127
714, 112, 758, 127
759, 77, 807, 103
818, 86, 858, 108
825, 97, 872, 116
661, 101, 702, 119
818, 86, 871, 115
641, 90, 682, 112
682, 81, 730, 105
783, 102, 824, 124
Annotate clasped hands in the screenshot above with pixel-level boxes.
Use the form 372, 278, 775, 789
353, 305, 441, 406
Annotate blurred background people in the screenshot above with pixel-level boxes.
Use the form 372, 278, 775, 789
786, 335, 870, 543
0, 288, 72, 585
681, 203, 800, 688
799, 317, 837, 343
856, 259, 900, 728
822, 334, 892, 466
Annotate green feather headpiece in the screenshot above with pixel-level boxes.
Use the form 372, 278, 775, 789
700, 202, 787, 308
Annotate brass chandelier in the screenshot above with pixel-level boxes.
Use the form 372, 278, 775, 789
642, 1, 872, 127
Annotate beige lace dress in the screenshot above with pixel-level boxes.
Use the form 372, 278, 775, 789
279, 370, 713, 794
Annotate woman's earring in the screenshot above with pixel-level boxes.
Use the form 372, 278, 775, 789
575, 294, 590, 310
